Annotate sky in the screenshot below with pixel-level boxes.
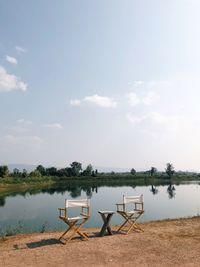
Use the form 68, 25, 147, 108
0, 0, 200, 171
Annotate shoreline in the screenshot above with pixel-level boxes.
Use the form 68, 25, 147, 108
1, 216, 200, 266
1, 215, 199, 239
0, 177, 199, 195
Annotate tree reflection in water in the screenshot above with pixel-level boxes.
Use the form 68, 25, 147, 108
0, 197, 5, 207
167, 183, 176, 199
150, 185, 159, 195
0, 180, 182, 207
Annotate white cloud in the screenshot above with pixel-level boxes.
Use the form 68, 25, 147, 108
127, 112, 169, 125
43, 123, 63, 129
70, 99, 81, 106
16, 119, 32, 125
70, 94, 117, 108
6, 55, 18, 65
142, 91, 160, 105
132, 80, 144, 86
126, 113, 143, 124
126, 92, 140, 106
0, 65, 27, 92
127, 111, 187, 134
15, 46, 27, 53
84, 94, 117, 108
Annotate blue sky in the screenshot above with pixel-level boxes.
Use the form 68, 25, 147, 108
1, 0, 200, 171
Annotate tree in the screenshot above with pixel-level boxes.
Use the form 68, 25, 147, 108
22, 169, 28, 178
70, 161, 82, 176
165, 163, 175, 178
36, 165, 46, 176
12, 168, 20, 177
82, 164, 93, 176
130, 168, 136, 175
0, 165, 9, 178
30, 169, 41, 178
57, 168, 67, 177
150, 167, 157, 176
46, 167, 57, 176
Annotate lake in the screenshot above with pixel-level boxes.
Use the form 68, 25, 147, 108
0, 181, 200, 234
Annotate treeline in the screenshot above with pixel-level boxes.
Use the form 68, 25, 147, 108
0, 162, 199, 180
0, 162, 98, 179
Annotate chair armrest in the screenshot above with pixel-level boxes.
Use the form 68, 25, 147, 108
81, 206, 90, 217
58, 208, 66, 217
116, 203, 125, 212
134, 202, 144, 211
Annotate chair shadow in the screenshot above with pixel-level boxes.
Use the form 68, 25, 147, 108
26, 238, 61, 249
13, 230, 121, 250
89, 229, 119, 238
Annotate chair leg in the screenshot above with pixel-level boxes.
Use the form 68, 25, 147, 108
77, 230, 89, 240
59, 221, 76, 241
117, 212, 144, 234
59, 218, 89, 244
117, 219, 129, 232
132, 222, 144, 232
65, 222, 88, 243
126, 221, 136, 234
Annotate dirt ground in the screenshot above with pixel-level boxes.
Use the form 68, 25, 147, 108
1, 217, 200, 267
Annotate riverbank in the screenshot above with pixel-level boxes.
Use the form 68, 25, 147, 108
1, 217, 200, 266
0, 181, 55, 194
1, 175, 199, 195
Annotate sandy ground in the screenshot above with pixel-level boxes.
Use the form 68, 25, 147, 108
1, 217, 200, 267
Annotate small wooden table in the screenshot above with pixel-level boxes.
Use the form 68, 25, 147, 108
98, 211, 115, 237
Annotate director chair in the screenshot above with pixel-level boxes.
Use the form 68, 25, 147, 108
58, 198, 90, 244
116, 194, 144, 234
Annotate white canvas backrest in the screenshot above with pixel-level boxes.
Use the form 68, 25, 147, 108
123, 194, 143, 204
65, 198, 90, 208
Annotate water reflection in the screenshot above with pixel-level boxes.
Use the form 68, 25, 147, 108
0, 184, 99, 207
167, 183, 176, 199
0, 197, 5, 207
150, 185, 159, 195
0, 180, 196, 207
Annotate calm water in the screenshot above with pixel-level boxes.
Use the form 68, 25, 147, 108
0, 181, 200, 233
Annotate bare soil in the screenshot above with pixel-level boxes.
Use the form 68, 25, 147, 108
1, 217, 200, 267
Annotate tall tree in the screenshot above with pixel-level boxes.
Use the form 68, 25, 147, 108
70, 162, 82, 176
13, 168, 20, 177
82, 164, 93, 176
0, 165, 9, 178
150, 167, 157, 176
36, 165, 46, 176
22, 169, 28, 178
165, 163, 175, 179
130, 168, 136, 175
46, 167, 57, 176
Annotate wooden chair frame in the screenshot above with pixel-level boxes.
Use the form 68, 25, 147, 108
58, 199, 90, 244
116, 195, 144, 234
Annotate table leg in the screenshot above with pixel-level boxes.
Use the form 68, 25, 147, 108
99, 213, 114, 237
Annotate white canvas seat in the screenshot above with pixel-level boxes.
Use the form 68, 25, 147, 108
67, 215, 88, 222
58, 198, 90, 244
116, 194, 144, 234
